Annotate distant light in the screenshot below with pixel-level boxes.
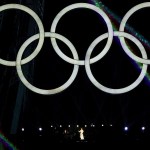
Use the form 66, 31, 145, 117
85, 125, 87, 127
21, 128, 24, 131
110, 124, 113, 127
60, 125, 62, 128
91, 124, 95, 127
68, 125, 70, 128
141, 126, 145, 131
102, 124, 104, 127
77, 125, 79, 128
124, 127, 128, 131
39, 127, 42, 131
51, 125, 53, 128
91, 124, 93, 127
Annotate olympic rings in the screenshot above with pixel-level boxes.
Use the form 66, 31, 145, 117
85, 31, 147, 94
119, 2, 150, 64
50, 3, 113, 65
16, 32, 79, 95
0, 2, 149, 95
0, 4, 44, 66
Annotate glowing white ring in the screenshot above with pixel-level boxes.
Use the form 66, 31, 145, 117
85, 31, 147, 94
0, 4, 44, 66
119, 2, 150, 64
16, 32, 79, 95
50, 3, 113, 65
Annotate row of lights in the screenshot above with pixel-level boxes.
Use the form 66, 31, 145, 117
124, 126, 145, 131
21, 124, 103, 131
21, 125, 146, 132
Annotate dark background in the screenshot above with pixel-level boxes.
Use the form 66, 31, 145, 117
0, 0, 150, 148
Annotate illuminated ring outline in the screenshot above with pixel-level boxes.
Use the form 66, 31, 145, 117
16, 32, 79, 95
50, 3, 113, 65
85, 31, 147, 94
0, 4, 44, 66
119, 2, 150, 64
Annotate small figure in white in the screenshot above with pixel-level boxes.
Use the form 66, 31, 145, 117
64, 129, 67, 134
78, 128, 84, 140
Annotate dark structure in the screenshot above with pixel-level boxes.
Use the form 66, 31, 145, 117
0, 0, 45, 134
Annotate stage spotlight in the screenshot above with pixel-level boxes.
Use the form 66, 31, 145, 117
124, 126, 128, 131
91, 124, 95, 127
21, 128, 24, 131
39, 127, 42, 131
141, 126, 145, 131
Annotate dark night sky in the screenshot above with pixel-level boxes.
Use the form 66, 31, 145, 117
0, 0, 150, 134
